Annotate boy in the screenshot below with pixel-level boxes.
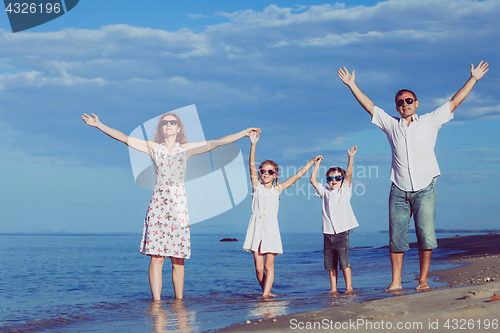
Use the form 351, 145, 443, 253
310, 146, 359, 293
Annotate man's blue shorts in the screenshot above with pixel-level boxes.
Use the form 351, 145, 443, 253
389, 178, 438, 252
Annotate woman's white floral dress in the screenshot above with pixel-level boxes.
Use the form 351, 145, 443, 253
140, 143, 190, 259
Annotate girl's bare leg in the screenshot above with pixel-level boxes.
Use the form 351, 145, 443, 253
253, 250, 265, 289
171, 257, 185, 299
329, 269, 338, 293
262, 253, 276, 297
343, 267, 353, 293
149, 255, 165, 301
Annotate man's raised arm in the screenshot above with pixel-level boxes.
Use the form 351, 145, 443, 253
338, 67, 375, 116
449, 61, 489, 113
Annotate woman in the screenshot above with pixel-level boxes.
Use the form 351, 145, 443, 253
82, 112, 259, 300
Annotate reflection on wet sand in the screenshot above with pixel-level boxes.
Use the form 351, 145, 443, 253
248, 298, 290, 320
148, 300, 195, 332
326, 290, 360, 307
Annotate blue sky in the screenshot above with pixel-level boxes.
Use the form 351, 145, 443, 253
0, 0, 499, 235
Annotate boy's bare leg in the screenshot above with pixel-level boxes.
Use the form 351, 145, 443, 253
343, 267, 353, 293
328, 269, 338, 293
416, 249, 432, 290
385, 252, 404, 291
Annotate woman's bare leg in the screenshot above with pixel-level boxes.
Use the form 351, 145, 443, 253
171, 257, 185, 299
149, 255, 165, 301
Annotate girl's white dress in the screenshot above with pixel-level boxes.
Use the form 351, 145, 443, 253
243, 183, 283, 255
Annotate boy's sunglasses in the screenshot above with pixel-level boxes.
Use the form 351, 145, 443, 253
259, 169, 277, 175
396, 98, 414, 107
161, 120, 179, 126
326, 175, 344, 182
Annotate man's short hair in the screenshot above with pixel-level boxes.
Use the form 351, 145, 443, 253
395, 89, 417, 104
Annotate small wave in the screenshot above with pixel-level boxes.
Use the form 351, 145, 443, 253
0, 315, 89, 333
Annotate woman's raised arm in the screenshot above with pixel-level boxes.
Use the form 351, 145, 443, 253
183, 127, 260, 159
82, 113, 157, 156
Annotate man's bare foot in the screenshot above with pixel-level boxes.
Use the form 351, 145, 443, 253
384, 282, 402, 292
416, 282, 430, 291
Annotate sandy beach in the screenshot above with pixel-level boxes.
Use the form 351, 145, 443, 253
218, 234, 500, 333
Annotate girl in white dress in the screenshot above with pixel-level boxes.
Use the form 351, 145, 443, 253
82, 112, 259, 300
243, 131, 321, 297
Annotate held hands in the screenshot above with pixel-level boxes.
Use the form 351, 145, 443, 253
249, 130, 260, 144
470, 61, 489, 81
81, 113, 101, 127
338, 67, 355, 86
312, 155, 323, 164
245, 128, 261, 137
348, 145, 357, 157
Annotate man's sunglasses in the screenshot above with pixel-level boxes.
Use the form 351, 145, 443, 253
160, 120, 179, 126
396, 98, 414, 107
259, 169, 277, 175
326, 175, 344, 182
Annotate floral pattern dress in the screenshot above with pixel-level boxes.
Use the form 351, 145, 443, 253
140, 143, 191, 259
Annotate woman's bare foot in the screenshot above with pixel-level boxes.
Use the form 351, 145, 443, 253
345, 288, 354, 294
328, 290, 339, 295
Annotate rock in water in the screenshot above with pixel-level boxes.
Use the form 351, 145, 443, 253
220, 238, 238, 242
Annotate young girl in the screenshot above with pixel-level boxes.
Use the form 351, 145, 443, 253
82, 112, 259, 300
310, 146, 359, 293
243, 131, 321, 297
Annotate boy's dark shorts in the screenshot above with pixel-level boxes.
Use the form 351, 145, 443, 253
324, 231, 350, 271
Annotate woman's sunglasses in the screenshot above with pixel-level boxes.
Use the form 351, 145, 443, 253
396, 98, 414, 107
161, 120, 179, 126
326, 175, 344, 182
259, 169, 277, 175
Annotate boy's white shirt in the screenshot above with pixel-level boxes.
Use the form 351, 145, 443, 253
316, 181, 359, 234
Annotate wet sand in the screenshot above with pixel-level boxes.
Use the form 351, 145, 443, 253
218, 234, 500, 332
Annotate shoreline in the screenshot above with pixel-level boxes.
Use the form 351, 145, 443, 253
218, 234, 500, 332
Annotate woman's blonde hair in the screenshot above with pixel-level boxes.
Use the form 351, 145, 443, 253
154, 113, 187, 144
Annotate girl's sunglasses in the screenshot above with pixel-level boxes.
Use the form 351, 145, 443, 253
259, 169, 277, 175
161, 120, 179, 126
326, 175, 344, 182
396, 98, 414, 107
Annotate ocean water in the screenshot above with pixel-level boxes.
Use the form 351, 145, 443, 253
0, 232, 463, 333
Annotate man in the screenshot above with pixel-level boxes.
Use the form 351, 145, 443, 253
338, 61, 489, 291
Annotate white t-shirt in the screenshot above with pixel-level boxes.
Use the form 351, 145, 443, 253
371, 102, 453, 192
316, 181, 359, 235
